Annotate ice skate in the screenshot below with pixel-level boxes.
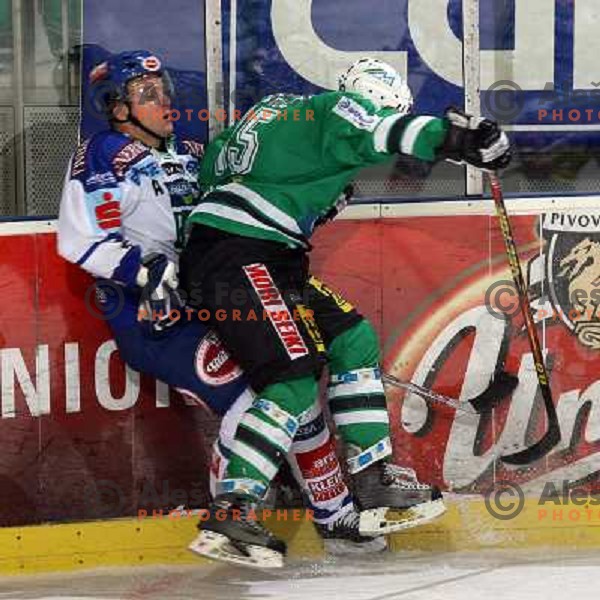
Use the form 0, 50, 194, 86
352, 461, 446, 536
188, 494, 286, 569
314, 503, 387, 555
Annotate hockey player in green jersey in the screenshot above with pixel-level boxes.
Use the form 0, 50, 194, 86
180, 58, 511, 568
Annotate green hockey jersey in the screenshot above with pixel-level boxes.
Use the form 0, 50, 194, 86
190, 91, 448, 247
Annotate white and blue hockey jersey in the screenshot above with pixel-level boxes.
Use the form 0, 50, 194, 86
58, 130, 204, 328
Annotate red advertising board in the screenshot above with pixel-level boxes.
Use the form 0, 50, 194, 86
2, 213, 600, 526
0, 231, 217, 526
312, 214, 600, 496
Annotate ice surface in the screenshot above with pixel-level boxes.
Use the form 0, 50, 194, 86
0, 549, 599, 600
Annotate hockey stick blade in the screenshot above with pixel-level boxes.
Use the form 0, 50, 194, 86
488, 173, 561, 465
468, 371, 519, 413
500, 426, 561, 466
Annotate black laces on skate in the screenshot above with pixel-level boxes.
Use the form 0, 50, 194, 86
334, 507, 360, 532
382, 463, 431, 491
238, 502, 266, 532
223, 498, 278, 538
319, 506, 370, 542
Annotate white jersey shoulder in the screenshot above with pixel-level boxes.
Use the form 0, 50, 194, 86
57, 130, 203, 287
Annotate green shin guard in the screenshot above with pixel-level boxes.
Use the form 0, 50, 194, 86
220, 376, 318, 498
327, 320, 391, 453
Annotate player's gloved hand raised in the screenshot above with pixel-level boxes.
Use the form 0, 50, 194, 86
440, 108, 511, 171
137, 253, 185, 332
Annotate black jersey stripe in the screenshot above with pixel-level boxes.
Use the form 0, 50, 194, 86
329, 394, 388, 414
200, 191, 309, 246
387, 115, 416, 155
236, 424, 286, 467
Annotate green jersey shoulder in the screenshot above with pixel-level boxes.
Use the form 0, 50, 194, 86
193, 91, 447, 247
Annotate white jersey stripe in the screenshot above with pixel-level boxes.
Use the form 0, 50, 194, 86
241, 413, 292, 453
219, 182, 304, 235
191, 203, 299, 245
291, 426, 330, 454
328, 379, 385, 399
333, 410, 389, 427
230, 440, 279, 479
400, 116, 437, 155
373, 113, 404, 153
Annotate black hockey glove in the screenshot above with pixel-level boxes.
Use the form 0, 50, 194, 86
439, 108, 511, 171
137, 253, 185, 332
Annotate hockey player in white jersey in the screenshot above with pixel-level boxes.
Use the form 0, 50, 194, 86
57, 50, 386, 561
57, 50, 231, 401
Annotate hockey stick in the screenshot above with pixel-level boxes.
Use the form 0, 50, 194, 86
488, 173, 560, 464
382, 372, 464, 411
382, 371, 518, 414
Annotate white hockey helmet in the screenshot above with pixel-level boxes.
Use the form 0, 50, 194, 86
339, 58, 413, 115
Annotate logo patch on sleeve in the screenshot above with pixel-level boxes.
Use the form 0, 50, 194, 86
333, 97, 381, 132
112, 141, 150, 179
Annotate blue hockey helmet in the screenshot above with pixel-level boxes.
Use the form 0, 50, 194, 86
89, 50, 168, 98
88, 49, 174, 122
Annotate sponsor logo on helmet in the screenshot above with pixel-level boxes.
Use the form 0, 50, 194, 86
142, 56, 162, 72
89, 62, 109, 83
366, 68, 397, 87
195, 331, 243, 386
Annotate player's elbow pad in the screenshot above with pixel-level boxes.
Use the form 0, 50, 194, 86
386, 115, 449, 162
385, 116, 413, 155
